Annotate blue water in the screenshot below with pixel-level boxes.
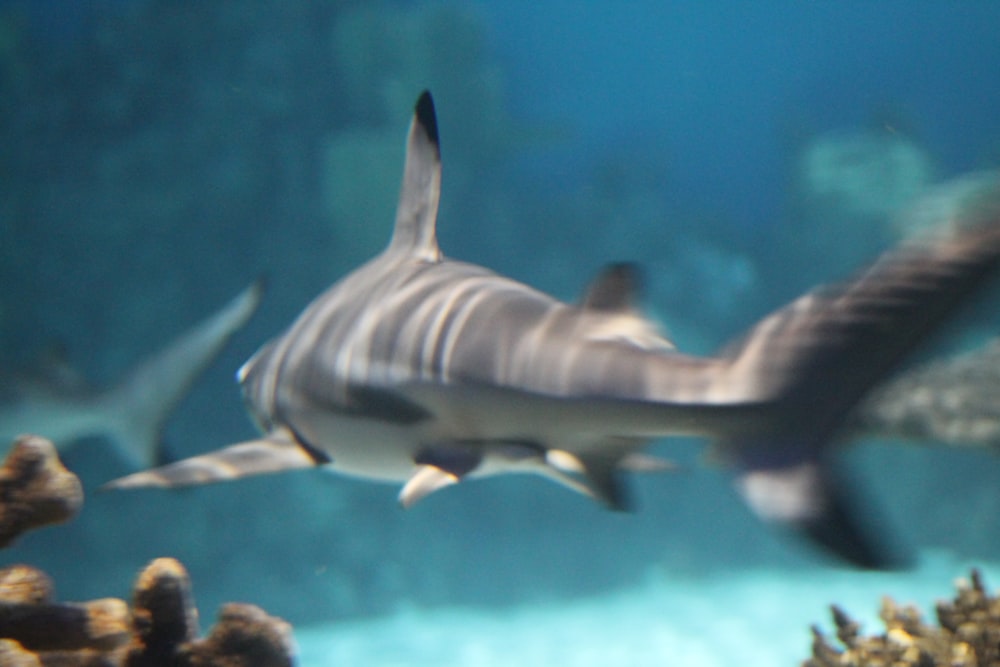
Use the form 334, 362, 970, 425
474, 2, 1000, 228
1, 1, 1000, 664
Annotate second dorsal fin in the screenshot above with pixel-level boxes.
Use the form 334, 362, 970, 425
581, 262, 642, 312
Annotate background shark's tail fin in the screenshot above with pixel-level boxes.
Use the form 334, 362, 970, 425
718, 215, 1000, 567
98, 280, 263, 468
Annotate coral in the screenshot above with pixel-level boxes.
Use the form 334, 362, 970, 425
0, 434, 83, 547
0, 561, 132, 661
174, 603, 296, 667
0, 436, 295, 667
805, 569, 1000, 666
125, 558, 198, 665
124, 558, 295, 667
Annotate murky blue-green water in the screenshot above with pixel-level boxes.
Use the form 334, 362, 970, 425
2, 1, 1000, 663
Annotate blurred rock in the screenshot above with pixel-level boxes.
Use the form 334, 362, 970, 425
126, 557, 198, 665
0, 585, 132, 654
125, 558, 294, 667
0, 639, 43, 667
0, 565, 53, 605
0, 434, 83, 547
0, 437, 296, 667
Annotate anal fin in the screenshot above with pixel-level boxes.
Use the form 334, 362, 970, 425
578, 453, 633, 511
544, 444, 674, 511
545, 447, 635, 511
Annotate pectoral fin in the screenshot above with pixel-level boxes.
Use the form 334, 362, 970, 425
102, 433, 319, 490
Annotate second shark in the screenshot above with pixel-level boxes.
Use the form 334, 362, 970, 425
1, 282, 262, 468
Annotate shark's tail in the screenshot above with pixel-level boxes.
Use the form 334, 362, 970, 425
715, 217, 1000, 568
97, 281, 263, 468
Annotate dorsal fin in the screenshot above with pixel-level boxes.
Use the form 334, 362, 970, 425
387, 90, 442, 262
581, 262, 642, 312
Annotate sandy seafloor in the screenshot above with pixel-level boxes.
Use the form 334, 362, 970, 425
294, 551, 990, 666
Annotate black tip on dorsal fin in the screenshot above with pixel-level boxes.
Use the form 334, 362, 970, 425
415, 90, 439, 148
582, 262, 643, 312
388, 90, 443, 261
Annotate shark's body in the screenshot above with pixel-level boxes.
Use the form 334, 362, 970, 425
108, 92, 1000, 567
1, 282, 261, 467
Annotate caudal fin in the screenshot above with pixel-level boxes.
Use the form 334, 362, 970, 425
99, 280, 263, 468
719, 216, 1000, 567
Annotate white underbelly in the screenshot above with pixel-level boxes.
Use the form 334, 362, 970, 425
288, 409, 423, 483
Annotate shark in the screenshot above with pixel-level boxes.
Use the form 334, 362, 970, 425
106, 91, 1000, 568
1, 281, 262, 468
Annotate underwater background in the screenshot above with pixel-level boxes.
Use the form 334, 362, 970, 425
2, 1, 1000, 664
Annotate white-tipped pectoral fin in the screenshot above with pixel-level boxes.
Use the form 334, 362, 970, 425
398, 465, 458, 508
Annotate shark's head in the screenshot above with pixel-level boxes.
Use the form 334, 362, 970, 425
236, 340, 280, 433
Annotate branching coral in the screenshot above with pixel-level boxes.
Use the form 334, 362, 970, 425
806, 569, 1000, 667
0, 435, 296, 666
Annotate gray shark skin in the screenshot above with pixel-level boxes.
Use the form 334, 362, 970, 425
0, 281, 262, 467
106, 91, 1000, 568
